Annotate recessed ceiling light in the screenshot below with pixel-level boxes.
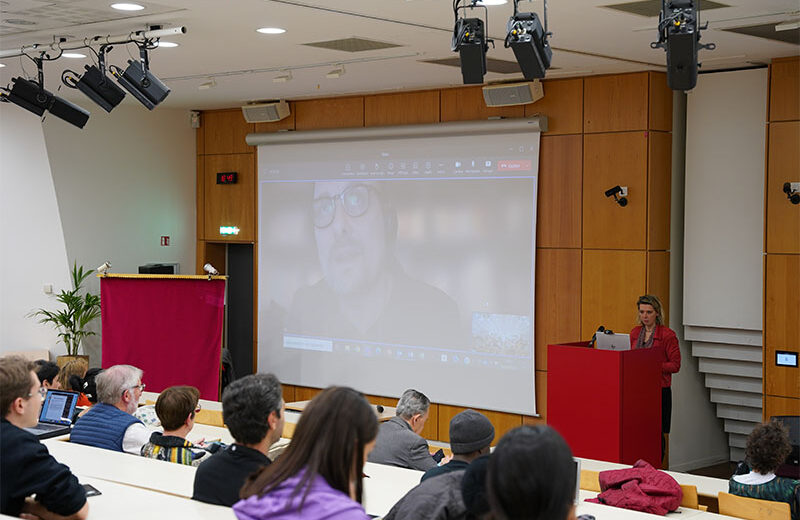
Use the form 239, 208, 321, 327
0, 63, 5, 68
154, 41, 179, 48
62, 53, 87, 59
477, 0, 507, 5
111, 3, 144, 11
257, 27, 286, 34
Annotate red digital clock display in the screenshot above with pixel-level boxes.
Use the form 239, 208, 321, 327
216, 172, 238, 184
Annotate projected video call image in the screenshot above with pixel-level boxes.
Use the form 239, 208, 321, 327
256, 129, 541, 413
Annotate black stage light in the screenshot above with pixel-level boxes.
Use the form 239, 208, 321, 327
651, 0, 715, 91
111, 60, 170, 110
452, 17, 488, 84
5, 77, 90, 128
75, 64, 126, 113
506, 11, 552, 80
6, 77, 53, 116
48, 96, 90, 129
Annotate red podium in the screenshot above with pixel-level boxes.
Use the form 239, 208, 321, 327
547, 342, 661, 467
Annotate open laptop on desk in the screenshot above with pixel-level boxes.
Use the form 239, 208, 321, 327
595, 332, 631, 351
24, 389, 79, 439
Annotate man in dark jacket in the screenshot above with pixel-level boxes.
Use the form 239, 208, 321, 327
0, 356, 88, 519
422, 410, 494, 482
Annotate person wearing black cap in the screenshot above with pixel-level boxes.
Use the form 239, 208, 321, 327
421, 409, 495, 482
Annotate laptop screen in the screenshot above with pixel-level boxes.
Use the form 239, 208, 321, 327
40, 390, 79, 426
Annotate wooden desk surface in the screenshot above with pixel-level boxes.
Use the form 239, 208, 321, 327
286, 400, 395, 422
577, 457, 729, 499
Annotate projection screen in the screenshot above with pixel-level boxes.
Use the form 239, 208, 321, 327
252, 118, 543, 415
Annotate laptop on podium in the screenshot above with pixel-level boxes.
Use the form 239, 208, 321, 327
24, 389, 79, 439
595, 332, 631, 351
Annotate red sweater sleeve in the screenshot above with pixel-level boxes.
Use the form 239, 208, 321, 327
661, 327, 681, 375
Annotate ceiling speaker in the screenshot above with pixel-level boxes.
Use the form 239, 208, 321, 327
241, 100, 290, 123
482, 80, 543, 107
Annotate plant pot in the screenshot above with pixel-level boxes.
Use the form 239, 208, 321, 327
56, 354, 89, 369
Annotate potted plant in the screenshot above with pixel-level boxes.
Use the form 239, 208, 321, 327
31, 262, 101, 367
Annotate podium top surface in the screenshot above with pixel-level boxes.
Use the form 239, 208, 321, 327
97, 273, 227, 280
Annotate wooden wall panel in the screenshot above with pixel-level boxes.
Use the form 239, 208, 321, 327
437, 405, 522, 444
253, 103, 296, 134
647, 251, 670, 326
581, 249, 646, 339
583, 132, 648, 249
196, 155, 205, 249
766, 121, 800, 254
196, 242, 227, 276
365, 91, 440, 127
525, 78, 584, 135
282, 384, 296, 403
537, 135, 582, 248
523, 370, 548, 425
295, 97, 364, 130
584, 73, 648, 133
769, 57, 800, 122
764, 395, 800, 420
441, 86, 525, 122
203, 109, 254, 155
196, 126, 205, 155
294, 386, 322, 401
648, 72, 673, 132
648, 131, 672, 250
203, 154, 255, 241
764, 254, 800, 398
535, 249, 582, 371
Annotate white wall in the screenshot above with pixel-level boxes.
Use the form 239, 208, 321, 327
668, 92, 729, 472
684, 68, 767, 330
1, 100, 196, 363
0, 105, 72, 356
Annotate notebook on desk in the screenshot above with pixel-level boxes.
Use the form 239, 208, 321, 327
24, 389, 79, 440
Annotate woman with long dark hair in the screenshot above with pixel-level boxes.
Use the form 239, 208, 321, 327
234, 386, 378, 520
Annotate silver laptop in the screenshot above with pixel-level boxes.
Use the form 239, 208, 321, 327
595, 332, 631, 351
24, 389, 79, 439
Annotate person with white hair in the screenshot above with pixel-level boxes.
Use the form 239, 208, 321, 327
70, 364, 150, 454
368, 389, 442, 471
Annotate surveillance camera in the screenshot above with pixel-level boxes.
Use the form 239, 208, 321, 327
604, 185, 623, 198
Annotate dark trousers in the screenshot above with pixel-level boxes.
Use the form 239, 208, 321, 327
662, 387, 672, 459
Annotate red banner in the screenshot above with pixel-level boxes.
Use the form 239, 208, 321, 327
101, 276, 225, 400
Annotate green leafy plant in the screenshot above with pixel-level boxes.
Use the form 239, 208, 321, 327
30, 263, 101, 356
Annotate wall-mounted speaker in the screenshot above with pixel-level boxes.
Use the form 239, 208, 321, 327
482, 80, 544, 107
241, 100, 290, 123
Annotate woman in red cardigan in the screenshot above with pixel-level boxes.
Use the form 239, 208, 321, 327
630, 294, 681, 461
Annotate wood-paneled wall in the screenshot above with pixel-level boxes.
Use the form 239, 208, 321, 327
763, 56, 800, 420
196, 72, 673, 442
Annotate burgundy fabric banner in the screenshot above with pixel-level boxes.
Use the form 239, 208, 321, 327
101, 276, 225, 400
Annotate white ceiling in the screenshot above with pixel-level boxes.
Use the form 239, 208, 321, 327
0, 0, 798, 110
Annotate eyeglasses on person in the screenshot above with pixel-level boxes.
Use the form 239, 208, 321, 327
312, 184, 373, 228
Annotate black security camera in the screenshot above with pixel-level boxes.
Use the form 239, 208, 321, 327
604, 185, 628, 207
783, 182, 800, 205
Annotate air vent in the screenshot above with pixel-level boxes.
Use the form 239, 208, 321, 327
722, 23, 800, 45
603, 0, 728, 17
302, 37, 402, 52
483, 81, 544, 107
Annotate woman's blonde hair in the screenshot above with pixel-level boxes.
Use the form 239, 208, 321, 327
58, 358, 88, 391
636, 294, 664, 326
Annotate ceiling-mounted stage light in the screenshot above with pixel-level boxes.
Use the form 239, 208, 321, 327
452, 1, 493, 85
651, 0, 715, 91
2, 76, 89, 129
62, 46, 126, 113
110, 58, 170, 110
505, 0, 552, 80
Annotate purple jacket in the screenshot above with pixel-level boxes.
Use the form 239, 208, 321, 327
233, 471, 369, 520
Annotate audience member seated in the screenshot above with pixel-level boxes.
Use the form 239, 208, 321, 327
730, 420, 800, 519
0, 356, 88, 519
235, 386, 378, 520
70, 364, 150, 454
58, 358, 88, 392
34, 359, 61, 389
422, 410, 494, 482
141, 385, 209, 466
193, 373, 285, 507
368, 388, 439, 471
461, 455, 491, 520
487, 425, 577, 520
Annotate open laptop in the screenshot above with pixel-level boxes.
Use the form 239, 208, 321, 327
595, 332, 631, 351
24, 389, 79, 440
